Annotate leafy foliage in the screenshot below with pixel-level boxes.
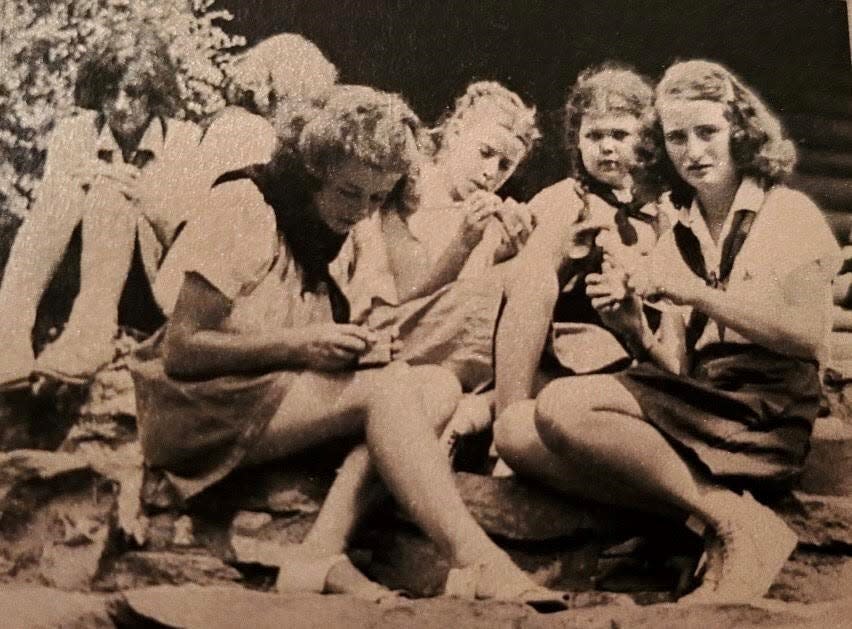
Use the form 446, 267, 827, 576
0, 0, 244, 216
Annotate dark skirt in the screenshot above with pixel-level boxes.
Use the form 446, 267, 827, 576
129, 328, 295, 500
615, 343, 820, 490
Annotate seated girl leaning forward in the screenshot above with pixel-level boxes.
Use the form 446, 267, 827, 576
341, 82, 538, 439
0, 29, 201, 387
153, 33, 340, 317
492, 62, 669, 421
130, 85, 567, 610
494, 60, 841, 604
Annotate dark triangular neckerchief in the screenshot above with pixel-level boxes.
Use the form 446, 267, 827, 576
582, 178, 655, 246
673, 209, 757, 351
213, 166, 351, 324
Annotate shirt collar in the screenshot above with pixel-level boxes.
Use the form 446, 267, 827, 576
677, 176, 765, 228
94, 117, 165, 160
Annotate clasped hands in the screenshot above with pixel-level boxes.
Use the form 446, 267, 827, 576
457, 190, 535, 259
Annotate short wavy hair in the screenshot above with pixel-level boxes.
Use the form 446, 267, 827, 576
564, 61, 662, 189
656, 59, 796, 190
74, 29, 180, 120
268, 84, 420, 183
226, 33, 338, 117
429, 81, 540, 159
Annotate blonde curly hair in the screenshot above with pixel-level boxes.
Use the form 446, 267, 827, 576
429, 81, 539, 158
656, 59, 796, 188
226, 33, 338, 117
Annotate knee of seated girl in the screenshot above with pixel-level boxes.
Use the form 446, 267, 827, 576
414, 364, 463, 427
492, 399, 538, 460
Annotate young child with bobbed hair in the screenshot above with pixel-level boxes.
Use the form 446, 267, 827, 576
492, 61, 669, 424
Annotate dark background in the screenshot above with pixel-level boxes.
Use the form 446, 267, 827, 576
218, 0, 851, 199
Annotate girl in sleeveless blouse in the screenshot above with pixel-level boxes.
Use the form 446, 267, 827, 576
491, 62, 668, 431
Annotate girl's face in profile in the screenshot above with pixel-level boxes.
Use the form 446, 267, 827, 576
658, 99, 738, 195
441, 103, 528, 201
578, 112, 642, 190
313, 158, 403, 234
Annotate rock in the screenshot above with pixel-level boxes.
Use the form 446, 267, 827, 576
231, 510, 273, 535
120, 583, 852, 629
0, 585, 115, 629
173, 515, 196, 547
0, 449, 88, 503
799, 416, 852, 496
454, 472, 652, 541
0, 387, 85, 452
0, 457, 114, 589
99, 551, 242, 590
122, 585, 379, 629
770, 551, 852, 603
779, 492, 852, 548
40, 513, 110, 590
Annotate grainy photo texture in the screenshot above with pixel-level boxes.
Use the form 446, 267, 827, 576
1, 1, 851, 627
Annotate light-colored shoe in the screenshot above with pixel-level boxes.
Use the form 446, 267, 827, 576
680, 493, 797, 604
444, 562, 569, 613
34, 330, 117, 385
232, 536, 397, 603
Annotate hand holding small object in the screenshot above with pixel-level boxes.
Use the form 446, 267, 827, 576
297, 323, 376, 371
458, 190, 502, 248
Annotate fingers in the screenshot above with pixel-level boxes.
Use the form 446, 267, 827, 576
335, 324, 378, 344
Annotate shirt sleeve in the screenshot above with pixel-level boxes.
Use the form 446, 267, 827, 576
33, 113, 97, 199
750, 187, 842, 283
196, 109, 277, 190
154, 180, 277, 311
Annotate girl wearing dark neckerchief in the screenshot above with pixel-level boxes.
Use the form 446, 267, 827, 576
491, 62, 668, 439
496, 60, 840, 604
131, 85, 568, 610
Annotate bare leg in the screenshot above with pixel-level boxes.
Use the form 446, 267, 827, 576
36, 188, 138, 378
494, 399, 683, 519
0, 188, 86, 378
244, 362, 544, 598
497, 374, 798, 602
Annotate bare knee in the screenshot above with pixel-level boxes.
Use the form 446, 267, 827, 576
534, 377, 598, 450
493, 400, 540, 466
412, 365, 462, 432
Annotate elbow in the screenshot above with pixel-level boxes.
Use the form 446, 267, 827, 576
161, 326, 198, 378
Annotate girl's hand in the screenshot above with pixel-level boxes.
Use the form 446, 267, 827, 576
637, 255, 706, 307
75, 161, 140, 195
457, 190, 502, 249
586, 259, 644, 336
295, 323, 376, 371
493, 199, 534, 261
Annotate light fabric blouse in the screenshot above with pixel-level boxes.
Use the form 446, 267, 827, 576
155, 179, 334, 332
650, 177, 841, 359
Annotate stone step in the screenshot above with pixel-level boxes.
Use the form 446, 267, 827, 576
799, 417, 852, 496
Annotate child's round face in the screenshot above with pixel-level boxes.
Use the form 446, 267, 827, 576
441, 103, 528, 201
578, 112, 642, 190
